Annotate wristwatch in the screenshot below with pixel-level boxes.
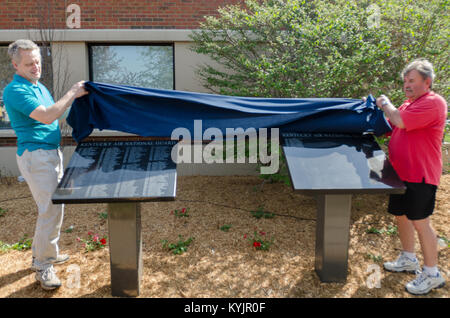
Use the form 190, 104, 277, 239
380, 100, 389, 110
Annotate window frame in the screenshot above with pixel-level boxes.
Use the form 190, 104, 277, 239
0, 44, 54, 131
87, 42, 176, 90
0, 44, 15, 130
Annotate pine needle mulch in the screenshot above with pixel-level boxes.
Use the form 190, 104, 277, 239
0, 174, 448, 298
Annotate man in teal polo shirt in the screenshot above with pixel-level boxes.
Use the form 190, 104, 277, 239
3, 39, 88, 290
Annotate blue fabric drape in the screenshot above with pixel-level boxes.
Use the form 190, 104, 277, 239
67, 81, 391, 142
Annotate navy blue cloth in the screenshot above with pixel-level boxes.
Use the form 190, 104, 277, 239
67, 81, 391, 142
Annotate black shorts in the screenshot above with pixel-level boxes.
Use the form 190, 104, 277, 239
388, 180, 437, 220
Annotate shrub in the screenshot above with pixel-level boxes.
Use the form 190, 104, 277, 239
191, 0, 449, 105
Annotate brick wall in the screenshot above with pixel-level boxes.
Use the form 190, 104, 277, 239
0, 137, 17, 147
0, 0, 243, 30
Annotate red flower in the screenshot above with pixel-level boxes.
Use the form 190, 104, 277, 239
100, 238, 107, 245
243, 234, 247, 239
259, 231, 266, 236
181, 208, 186, 213
253, 241, 261, 248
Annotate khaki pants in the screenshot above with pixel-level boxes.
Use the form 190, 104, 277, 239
16, 149, 64, 270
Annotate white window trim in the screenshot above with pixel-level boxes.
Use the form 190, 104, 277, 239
0, 29, 195, 43
0, 29, 196, 137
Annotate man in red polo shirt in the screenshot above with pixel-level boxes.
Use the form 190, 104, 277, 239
375, 58, 447, 295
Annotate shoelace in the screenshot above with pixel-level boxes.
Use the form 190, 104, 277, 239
398, 254, 418, 266
412, 272, 428, 286
40, 267, 57, 280
399, 253, 417, 262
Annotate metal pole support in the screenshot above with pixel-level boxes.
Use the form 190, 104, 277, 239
315, 194, 352, 282
107, 202, 143, 297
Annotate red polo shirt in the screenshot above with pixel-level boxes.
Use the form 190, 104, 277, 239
388, 91, 447, 185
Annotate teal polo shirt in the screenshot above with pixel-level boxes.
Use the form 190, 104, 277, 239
3, 74, 60, 156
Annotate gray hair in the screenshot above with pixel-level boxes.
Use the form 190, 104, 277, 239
401, 58, 435, 87
7, 39, 40, 62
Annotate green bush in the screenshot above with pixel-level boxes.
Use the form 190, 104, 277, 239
191, 0, 449, 105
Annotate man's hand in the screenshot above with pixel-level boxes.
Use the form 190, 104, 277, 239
29, 80, 89, 125
376, 94, 391, 110
375, 94, 405, 129
70, 81, 89, 99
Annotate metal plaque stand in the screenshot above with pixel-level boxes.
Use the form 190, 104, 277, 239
315, 194, 352, 282
281, 132, 405, 283
107, 202, 143, 297
52, 140, 177, 297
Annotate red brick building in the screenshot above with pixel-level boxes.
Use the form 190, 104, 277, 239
0, 0, 244, 175
0, 0, 242, 29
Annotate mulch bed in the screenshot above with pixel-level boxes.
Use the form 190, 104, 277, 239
0, 174, 448, 298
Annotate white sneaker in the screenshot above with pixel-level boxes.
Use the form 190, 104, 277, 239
405, 270, 446, 295
31, 254, 70, 271
383, 252, 420, 273
35, 266, 61, 290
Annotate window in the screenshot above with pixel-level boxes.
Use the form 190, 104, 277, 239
89, 44, 174, 90
0, 45, 53, 129
0, 46, 15, 129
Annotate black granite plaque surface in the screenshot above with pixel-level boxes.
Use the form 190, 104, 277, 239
281, 133, 405, 194
52, 140, 177, 203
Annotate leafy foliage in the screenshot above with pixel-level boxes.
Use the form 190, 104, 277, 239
244, 230, 274, 251
251, 206, 275, 219
219, 224, 232, 232
77, 232, 107, 253
161, 235, 195, 255
190, 0, 449, 105
0, 235, 33, 253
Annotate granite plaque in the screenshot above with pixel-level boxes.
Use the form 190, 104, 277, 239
281, 132, 405, 282
281, 132, 405, 195
52, 140, 177, 203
